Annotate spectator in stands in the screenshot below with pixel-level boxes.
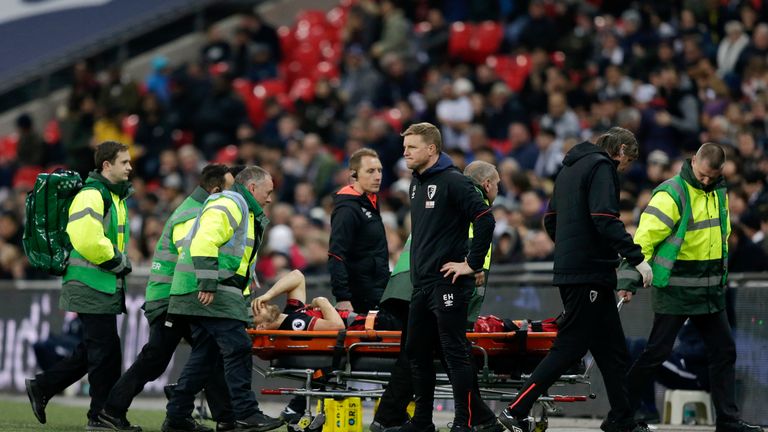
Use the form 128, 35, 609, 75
540, 92, 581, 140
98, 65, 141, 116
506, 122, 539, 171
242, 11, 281, 62
61, 96, 96, 179
735, 23, 768, 78
533, 127, 563, 179
375, 53, 418, 108
436, 78, 474, 152
340, 44, 382, 118
299, 133, 338, 197
245, 43, 278, 82
717, 21, 750, 79
134, 93, 172, 179
200, 26, 231, 66
371, 0, 410, 59
15, 114, 45, 168
145, 56, 171, 106
418, 9, 449, 65
194, 72, 247, 159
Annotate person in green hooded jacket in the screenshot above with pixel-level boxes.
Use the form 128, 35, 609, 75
25, 141, 136, 431
162, 166, 282, 432
620, 143, 762, 432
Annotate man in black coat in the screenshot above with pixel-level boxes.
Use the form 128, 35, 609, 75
498, 127, 653, 432
396, 123, 500, 432
328, 148, 388, 313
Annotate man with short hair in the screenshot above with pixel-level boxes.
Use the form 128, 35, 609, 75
162, 166, 282, 432
624, 143, 763, 432
498, 127, 652, 432
397, 122, 500, 432
371, 159, 500, 432
98, 164, 235, 431
328, 148, 388, 313
26, 141, 136, 431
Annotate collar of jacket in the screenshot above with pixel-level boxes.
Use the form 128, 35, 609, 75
232, 183, 270, 228
190, 186, 209, 203
680, 158, 725, 193
469, 178, 490, 203
87, 171, 134, 199
413, 152, 455, 180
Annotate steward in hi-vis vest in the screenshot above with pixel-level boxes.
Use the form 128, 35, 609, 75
163, 166, 283, 432
624, 144, 762, 432
26, 141, 136, 430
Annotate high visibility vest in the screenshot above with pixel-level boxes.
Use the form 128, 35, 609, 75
145, 188, 207, 302
63, 181, 129, 294
171, 191, 260, 297
647, 176, 728, 289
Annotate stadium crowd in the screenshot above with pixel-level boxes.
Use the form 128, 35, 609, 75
1, 0, 768, 282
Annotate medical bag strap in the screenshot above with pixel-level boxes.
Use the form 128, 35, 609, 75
331, 329, 348, 371
364, 310, 378, 330
514, 320, 529, 353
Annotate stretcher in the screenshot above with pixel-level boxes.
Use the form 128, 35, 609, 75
249, 327, 594, 431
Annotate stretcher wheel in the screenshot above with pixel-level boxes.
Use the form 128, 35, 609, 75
533, 418, 548, 432
287, 415, 313, 432
307, 413, 326, 432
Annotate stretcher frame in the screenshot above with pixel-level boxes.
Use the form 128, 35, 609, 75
249, 328, 595, 431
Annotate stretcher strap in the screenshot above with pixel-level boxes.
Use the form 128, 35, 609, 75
331, 329, 347, 371
515, 321, 528, 353
364, 310, 378, 330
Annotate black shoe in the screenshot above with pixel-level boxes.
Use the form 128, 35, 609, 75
216, 421, 236, 432
161, 417, 214, 432
164, 383, 177, 400
600, 418, 637, 432
97, 410, 142, 431
450, 426, 472, 432
279, 406, 304, 424
497, 409, 530, 432
370, 421, 393, 432
87, 418, 116, 431
389, 420, 436, 432
235, 411, 283, 431
717, 420, 765, 432
473, 417, 504, 432
25, 378, 48, 424
633, 408, 660, 425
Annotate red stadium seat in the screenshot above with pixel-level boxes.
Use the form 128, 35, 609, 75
468, 21, 503, 63
448, 22, 473, 59
233, 78, 254, 101
122, 114, 139, 138
295, 10, 328, 27
289, 78, 315, 102
43, 119, 60, 144
13, 165, 43, 190
0, 133, 19, 163
215, 145, 239, 164
278, 26, 296, 59
253, 79, 286, 99
487, 54, 532, 92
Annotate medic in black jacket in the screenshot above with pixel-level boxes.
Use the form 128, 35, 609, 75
328, 148, 388, 313
398, 123, 499, 432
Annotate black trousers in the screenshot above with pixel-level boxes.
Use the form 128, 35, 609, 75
167, 317, 260, 421
35, 313, 122, 420
406, 282, 494, 429
104, 313, 233, 421
626, 310, 739, 423
373, 300, 412, 427
506, 284, 633, 427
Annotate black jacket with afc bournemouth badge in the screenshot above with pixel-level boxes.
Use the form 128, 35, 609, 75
409, 153, 495, 288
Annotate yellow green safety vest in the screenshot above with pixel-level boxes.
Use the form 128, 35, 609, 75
63, 181, 129, 294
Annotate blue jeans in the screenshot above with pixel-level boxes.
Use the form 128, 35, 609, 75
167, 317, 259, 421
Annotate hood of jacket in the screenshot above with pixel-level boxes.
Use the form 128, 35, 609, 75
414, 152, 456, 180
333, 185, 379, 211
562, 141, 617, 168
